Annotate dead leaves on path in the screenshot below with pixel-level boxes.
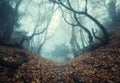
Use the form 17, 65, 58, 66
0, 31, 120, 83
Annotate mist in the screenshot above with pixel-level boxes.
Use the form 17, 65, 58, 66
0, 0, 120, 62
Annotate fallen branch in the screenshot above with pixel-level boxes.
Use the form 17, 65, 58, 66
0, 56, 28, 69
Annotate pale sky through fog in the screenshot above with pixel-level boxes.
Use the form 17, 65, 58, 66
16, 0, 114, 62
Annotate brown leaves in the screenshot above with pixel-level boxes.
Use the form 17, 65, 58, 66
0, 31, 120, 82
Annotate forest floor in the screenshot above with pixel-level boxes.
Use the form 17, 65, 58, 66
0, 30, 120, 83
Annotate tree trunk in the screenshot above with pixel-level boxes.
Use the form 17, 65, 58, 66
85, 13, 109, 45
70, 27, 81, 57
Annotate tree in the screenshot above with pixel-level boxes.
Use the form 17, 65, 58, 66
0, 0, 56, 53
49, 0, 110, 57
0, 0, 22, 44
70, 26, 82, 57
102, 0, 120, 27
19, 1, 56, 54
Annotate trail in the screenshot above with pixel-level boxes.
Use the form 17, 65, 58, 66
0, 29, 120, 83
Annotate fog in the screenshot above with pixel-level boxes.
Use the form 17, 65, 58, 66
18, 1, 73, 62
1, 0, 120, 62
17, 0, 119, 62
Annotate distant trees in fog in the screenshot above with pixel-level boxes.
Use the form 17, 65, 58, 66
0, 0, 54, 50
0, 0, 120, 57
102, 0, 120, 27
49, 0, 110, 56
51, 43, 72, 61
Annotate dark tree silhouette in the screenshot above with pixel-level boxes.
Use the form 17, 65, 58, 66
0, 0, 22, 44
0, 0, 55, 53
49, 0, 110, 56
102, 0, 120, 27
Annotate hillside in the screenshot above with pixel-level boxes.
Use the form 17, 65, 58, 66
0, 30, 120, 83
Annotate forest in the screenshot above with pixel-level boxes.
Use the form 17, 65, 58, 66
0, 0, 120, 61
0, 0, 120, 83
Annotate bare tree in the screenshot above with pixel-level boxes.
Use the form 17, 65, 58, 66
102, 0, 120, 26
49, 0, 109, 56
18, 1, 56, 54
0, 0, 23, 44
